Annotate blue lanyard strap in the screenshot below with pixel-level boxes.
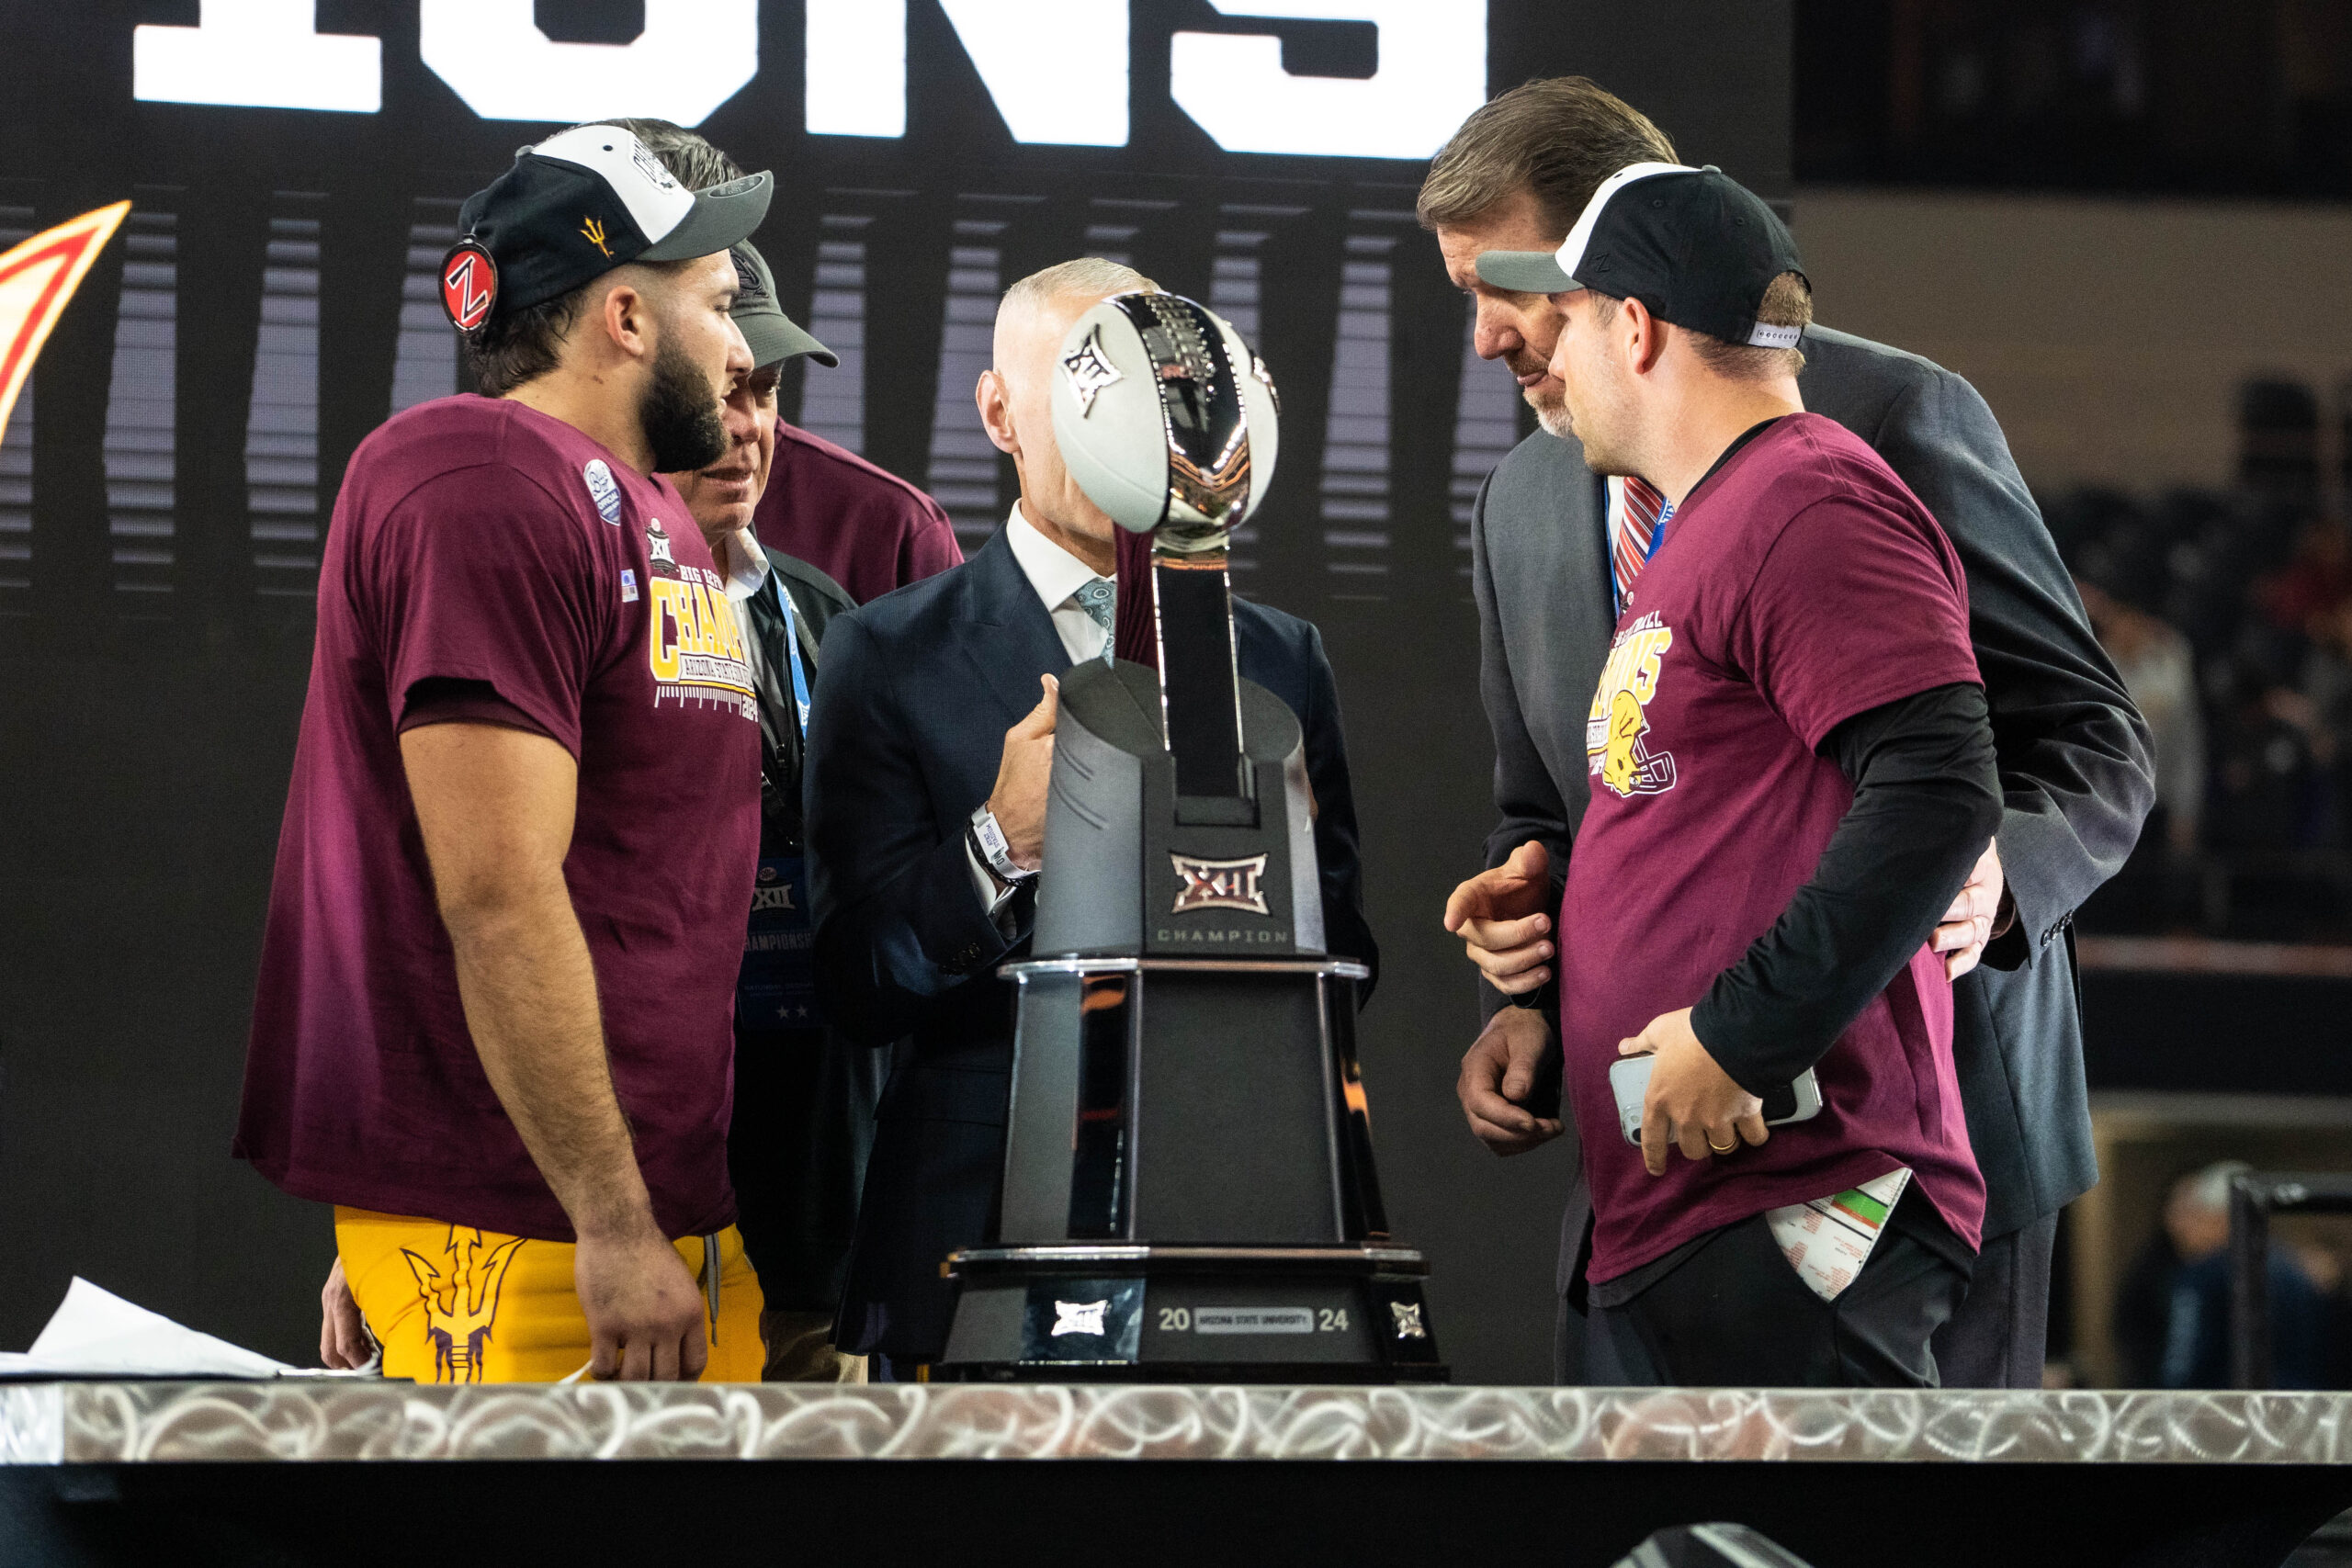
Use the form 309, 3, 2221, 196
768, 573, 814, 736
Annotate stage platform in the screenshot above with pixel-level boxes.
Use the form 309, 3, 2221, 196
5, 1382, 2351, 1567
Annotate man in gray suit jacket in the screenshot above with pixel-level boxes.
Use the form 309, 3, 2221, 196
1425, 80, 2154, 1387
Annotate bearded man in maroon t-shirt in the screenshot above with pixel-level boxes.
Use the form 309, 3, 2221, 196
1474, 166, 2005, 1386
237, 125, 775, 1383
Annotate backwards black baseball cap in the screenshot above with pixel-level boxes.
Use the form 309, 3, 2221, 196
442, 124, 774, 333
1476, 162, 1808, 352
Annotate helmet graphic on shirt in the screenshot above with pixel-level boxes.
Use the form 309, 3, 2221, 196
1588, 615, 1678, 799
1601, 687, 1677, 797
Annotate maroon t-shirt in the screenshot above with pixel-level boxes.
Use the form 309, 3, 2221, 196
234, 395, 762, 1242
1560, 413, 1988, 1283
751, 420, 963, 604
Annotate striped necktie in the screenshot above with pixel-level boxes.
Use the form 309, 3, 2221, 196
1613, 475, 1669, 610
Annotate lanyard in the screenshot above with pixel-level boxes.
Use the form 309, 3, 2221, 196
767, 573, 813, 737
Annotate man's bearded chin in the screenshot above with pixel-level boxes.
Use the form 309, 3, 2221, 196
640, 336, 729, 475
1532, 388, 1573, 441
1510, 352, 1573, 439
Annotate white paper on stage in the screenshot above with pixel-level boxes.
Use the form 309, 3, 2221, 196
0, 1277, 297, 1380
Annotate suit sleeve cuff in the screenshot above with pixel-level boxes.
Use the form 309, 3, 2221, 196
967, 839, 1023, 938
1989, 804, 2077, 971
917, 829, 1021, 981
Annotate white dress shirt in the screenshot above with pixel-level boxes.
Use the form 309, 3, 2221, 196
716, 525, 775, 694
1003, 503, 1114, 663
968, 503, 1117, 921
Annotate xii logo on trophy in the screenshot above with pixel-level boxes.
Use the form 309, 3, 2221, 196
1170, 852, 1270, 917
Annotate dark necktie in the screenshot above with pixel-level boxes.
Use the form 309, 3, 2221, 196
740, 584, 804, 835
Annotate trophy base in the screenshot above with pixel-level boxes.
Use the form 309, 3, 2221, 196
932, 1244, 1447, 1383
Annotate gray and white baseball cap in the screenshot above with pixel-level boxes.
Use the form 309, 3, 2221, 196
445, 123, 773, 330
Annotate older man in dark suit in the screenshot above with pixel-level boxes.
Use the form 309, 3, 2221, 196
804, 259, 1376, 1373
1427, 80, 2154, 1388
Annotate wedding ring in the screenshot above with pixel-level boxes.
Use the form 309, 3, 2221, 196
1707, 1135, 1737, 1155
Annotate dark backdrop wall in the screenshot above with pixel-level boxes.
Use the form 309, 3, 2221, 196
0, 0, 1789, 1382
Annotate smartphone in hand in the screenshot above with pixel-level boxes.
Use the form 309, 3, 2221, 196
1609, 1055, 1822, 1146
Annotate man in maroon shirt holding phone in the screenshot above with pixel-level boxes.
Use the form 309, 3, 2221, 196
1475, 164, 2003, 1385
237, 124, 773, 1382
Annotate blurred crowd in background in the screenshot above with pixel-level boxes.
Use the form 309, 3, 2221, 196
2111, 1160, 2352, 1388
1788, 0, 2352, 1393
2054, 378, 2352, 940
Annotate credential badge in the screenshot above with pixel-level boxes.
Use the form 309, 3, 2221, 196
1170, 852, 1271, 918
583, 459, 621, 525
1060, 323, 1122, 416
1051, 1299, 1110, 1337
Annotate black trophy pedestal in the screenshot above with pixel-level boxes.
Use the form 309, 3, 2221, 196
939, 1243, 1441, 1382
934, 956, 1444, 1382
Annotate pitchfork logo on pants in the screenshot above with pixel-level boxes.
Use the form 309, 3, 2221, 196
1170, 852, 1271, 917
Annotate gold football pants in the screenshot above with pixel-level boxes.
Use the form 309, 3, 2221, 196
335, 1206, 766, 1383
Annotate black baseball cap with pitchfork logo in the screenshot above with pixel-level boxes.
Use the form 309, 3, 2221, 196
440, 123, 773, 333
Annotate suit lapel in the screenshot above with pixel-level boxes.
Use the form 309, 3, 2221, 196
1520, 438, 1613, 829
961, 526, 1072, 722
1571, 463, 1611, 632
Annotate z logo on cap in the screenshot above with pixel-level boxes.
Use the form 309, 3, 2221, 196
439, 242, 497, 333
581, 217, 612, 258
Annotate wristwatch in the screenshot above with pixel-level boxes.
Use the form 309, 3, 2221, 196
968, 803, 1036, 886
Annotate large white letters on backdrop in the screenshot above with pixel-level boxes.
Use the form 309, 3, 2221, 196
129, 0, 1485, 158
417, 1, 758, 124
805, 0, 908, 139
1170, 0, 1487, 159
132, 0, 381, 115
938, 0, 1130, 147
807, 0, 1127, 145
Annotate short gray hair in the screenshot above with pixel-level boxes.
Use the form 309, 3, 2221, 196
2177, 1160, 2254, 1214
1002, 257, 1159, 318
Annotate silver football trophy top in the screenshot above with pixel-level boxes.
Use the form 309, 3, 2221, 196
1050, 291, 1280, 555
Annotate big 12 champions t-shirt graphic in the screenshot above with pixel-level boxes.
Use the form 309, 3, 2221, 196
641, 518, 756, 715
1589, 612, 1678, 797
237, 394, 762, 1245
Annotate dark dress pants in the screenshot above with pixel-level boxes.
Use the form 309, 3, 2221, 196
1557, 1187, 2054, 1390
1928, 1210, 2057, 1389
728, 1025, 882, 1314
1586, 1208, 1970, 1388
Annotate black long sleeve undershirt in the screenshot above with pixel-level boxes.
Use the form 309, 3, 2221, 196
1688, 681, 2004, 1096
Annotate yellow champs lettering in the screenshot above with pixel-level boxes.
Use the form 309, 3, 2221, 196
650, 579, 684, 682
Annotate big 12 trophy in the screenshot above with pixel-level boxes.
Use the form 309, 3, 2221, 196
936, 293, 1442, 1382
